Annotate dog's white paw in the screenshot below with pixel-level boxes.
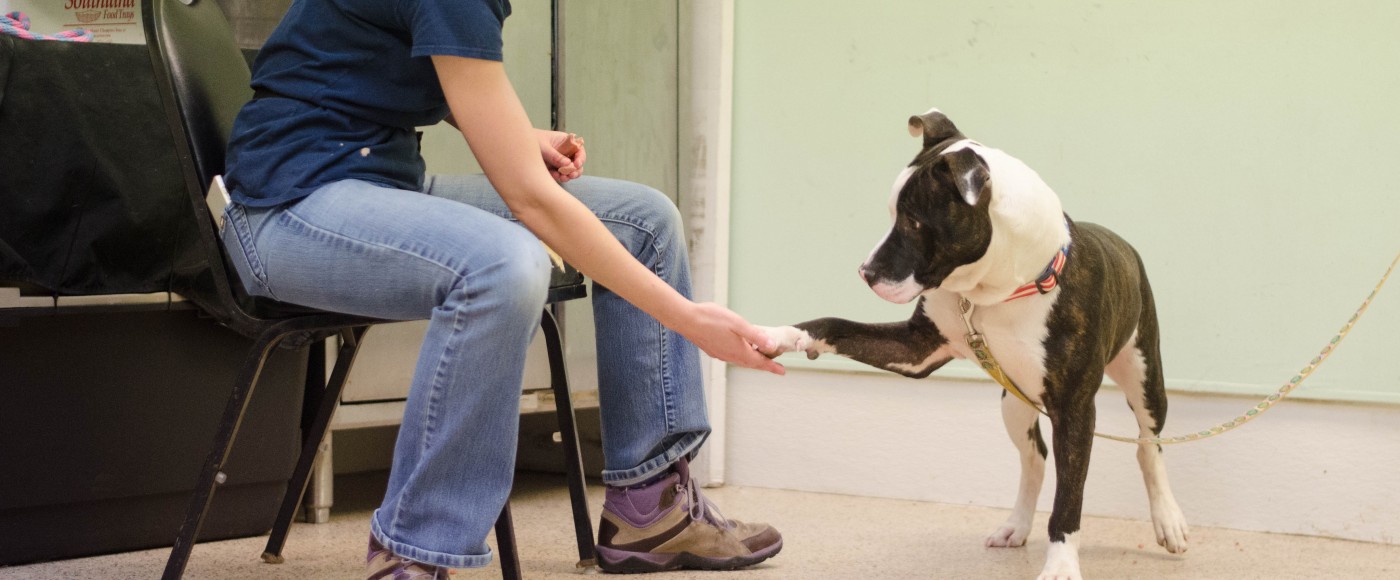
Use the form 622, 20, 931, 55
758, 325, 817, 359
1036, 537, 1082, 580
1151, 498, 1190, 554
985, 521, 1031, 548
1036, 556, 1083, 580
1036, 571, 1082, 580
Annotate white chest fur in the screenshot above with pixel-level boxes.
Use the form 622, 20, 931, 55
923, 289, 1059, 402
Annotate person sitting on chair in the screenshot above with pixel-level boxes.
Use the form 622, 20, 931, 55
220, 0, 786, 576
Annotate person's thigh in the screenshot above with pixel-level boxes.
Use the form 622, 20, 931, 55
422, 174, 681, 249
226, 179, 549, 320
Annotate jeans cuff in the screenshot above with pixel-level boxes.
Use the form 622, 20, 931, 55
370, 509, 494, 569
601, 431, 708, 486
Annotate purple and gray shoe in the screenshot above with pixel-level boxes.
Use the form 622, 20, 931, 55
595, 458, 783, 573
365, 535, 449, 579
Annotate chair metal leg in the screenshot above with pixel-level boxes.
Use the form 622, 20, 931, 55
262, 326, 369, 563
495, 504, 523, 580
162, 329, 285, 580
539, 308, 596, 567
297, 338, 335, 524
304, 432, 334, 524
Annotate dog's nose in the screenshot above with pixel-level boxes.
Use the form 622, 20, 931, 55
858, 265, 877, 286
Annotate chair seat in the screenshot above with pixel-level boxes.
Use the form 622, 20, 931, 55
239, 262, 587, 321
546, 263, 587, 303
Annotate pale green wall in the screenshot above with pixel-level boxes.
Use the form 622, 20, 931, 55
731, 1, 1400, 403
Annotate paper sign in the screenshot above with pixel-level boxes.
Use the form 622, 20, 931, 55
0, 0, 145, 45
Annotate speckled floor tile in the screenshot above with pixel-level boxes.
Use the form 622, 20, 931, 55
2, 471, 1397, 579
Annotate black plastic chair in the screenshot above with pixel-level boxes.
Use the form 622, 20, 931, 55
140, 1, 596, 578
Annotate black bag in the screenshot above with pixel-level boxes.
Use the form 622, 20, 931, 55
0, 37, 204, 297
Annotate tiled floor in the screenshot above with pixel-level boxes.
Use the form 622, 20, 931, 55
3, 471, 1398, 579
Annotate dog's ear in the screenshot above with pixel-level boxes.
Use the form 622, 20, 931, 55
907, 109, 962, 148
942, 147, 989, 206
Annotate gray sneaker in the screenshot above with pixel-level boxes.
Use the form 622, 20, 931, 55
366, 535, 449, 579
595, 458, 783, 573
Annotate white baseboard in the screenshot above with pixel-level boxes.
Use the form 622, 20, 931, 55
725, 367, 1400, 545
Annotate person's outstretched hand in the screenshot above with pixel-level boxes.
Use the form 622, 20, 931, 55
536, 129, 586, 183
674, 302, 786, 375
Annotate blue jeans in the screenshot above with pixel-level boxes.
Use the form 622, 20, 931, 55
220, 175, 709, 568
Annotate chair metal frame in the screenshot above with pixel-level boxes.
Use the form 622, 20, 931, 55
140, 1, 595, 577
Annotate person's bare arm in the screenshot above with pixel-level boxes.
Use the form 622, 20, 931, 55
432, 55, 783, 374
444, 112, 584, 183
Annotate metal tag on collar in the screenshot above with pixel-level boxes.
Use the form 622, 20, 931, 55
959, 297, 991, 349
958, 297, 978, 336
966, 332, 986, 349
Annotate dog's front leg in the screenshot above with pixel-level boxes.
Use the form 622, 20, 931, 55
986, 391, 1047, 548
1038, 375, 1099, 580
761, 300, 952, 378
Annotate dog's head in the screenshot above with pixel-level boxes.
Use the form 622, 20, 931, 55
860, 109, 994, 303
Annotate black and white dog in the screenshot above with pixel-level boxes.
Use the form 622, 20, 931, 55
762, 109, 1189, 580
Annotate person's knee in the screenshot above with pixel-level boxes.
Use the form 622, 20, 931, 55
612, 185, 685, 259
494, 227, 553, 305
628, 184, 684, 235
441, 224, 551, 317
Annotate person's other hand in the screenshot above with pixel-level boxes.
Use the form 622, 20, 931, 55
536, 129, 586, 183
674, 302, 786, 375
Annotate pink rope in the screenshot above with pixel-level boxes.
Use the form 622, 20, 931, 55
2, 11, 93, 42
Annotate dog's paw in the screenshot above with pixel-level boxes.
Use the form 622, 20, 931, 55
1036, 538, 1082, 580
985, 522, 1031, 548
758, 325, 818, 359
1036, 553, 1082, 579
1151, 498, 1190, 554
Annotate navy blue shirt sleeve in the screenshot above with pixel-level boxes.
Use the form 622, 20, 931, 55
407, 0, 510, 61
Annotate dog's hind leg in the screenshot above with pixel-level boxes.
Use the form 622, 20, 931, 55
1105, 329, 1189, 554
985, 390, 1047, 548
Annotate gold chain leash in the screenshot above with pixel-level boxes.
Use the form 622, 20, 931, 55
959, 251, 1400, 445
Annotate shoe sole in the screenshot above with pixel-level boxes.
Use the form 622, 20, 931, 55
595, 539, 783, 574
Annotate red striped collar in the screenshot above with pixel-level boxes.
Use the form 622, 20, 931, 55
1004, 240, 1071, 302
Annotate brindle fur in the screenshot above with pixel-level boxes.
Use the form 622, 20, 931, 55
1037, 220, 1163, 542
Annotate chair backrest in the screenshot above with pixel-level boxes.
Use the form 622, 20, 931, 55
143, 0, 251, 193
142, 0, 257, 327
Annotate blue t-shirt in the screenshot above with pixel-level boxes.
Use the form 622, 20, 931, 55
225, 0, 511, 207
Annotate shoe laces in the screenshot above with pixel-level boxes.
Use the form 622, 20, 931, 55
369, 543, 447, 580
679, 477, 733, 530
385, 562, 447, 580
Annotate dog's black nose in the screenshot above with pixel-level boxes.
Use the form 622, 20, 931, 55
858, 265, 877, 285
